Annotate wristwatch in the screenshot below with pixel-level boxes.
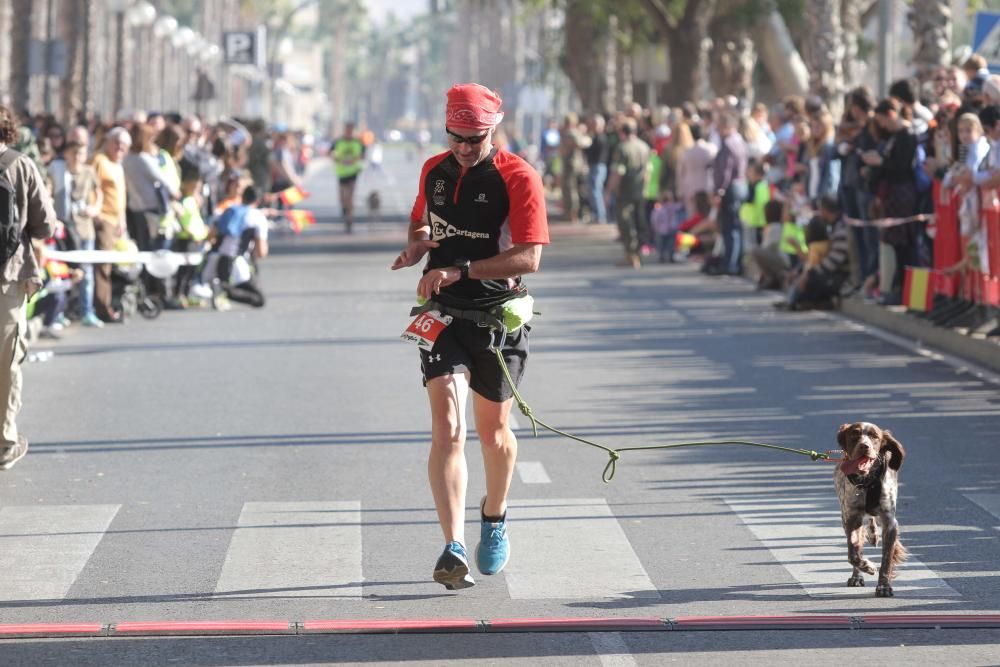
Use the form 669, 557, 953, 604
455, 257, 471, 280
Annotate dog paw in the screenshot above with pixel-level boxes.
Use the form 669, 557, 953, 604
859, 559, 877, 575
875, 583, 894, 598
847, 574, 865, 587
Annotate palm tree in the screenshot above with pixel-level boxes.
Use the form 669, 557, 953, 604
908, 0, 952, 82
802, 0, 844, 108
58, 0, 85, 124
9, 0, 34, 112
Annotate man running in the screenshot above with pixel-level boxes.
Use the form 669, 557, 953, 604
330, 122, 364, 233
391, 83, 549, 590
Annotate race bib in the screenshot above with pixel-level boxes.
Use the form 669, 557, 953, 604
401, 310, 453, 349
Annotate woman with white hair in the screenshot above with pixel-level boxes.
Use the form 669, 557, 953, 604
91, 126, 131, 322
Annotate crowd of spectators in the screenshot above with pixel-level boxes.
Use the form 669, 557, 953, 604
528, 54, 1000, 332
6, 107, 311, 353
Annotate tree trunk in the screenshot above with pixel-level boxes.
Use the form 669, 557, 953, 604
640, 0, 717, 106
10, 0, 33, 112
58, 0, 82, 125
708, 15, 756, 102
802, 0, 844, 107
907, 0, 951, 83
841, 0, 863, 90
750, 10, 809, 99
561, 1, 608, 113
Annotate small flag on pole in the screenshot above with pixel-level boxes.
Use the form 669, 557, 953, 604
903, 266, 933, 311
285, 209, 316, 233
279, 185, 309, 207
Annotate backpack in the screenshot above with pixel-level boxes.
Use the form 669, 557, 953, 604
0, 149, 23, 269
215, 204, 249, 238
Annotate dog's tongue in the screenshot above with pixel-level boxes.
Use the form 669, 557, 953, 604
841, 456, 877, 475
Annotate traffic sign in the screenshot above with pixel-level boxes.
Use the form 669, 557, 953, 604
224, 28, 266, 68
973, 11, 1000, 73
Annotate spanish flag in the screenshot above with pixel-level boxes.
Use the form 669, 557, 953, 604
279, 185, 309, 207
286, 209, 316, 233
903, 266, 933, 312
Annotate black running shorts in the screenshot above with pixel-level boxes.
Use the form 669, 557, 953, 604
419, 319, 529, 403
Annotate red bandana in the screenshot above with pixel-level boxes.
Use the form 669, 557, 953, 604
445, 83, 504, 131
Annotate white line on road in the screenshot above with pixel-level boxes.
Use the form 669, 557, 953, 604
504, 498, 659, 600
965, 494, 1000, 523
0, 504, 120, 601
215, 501, 362, 599
516, 461, 551, 484
726, 496, 959, 598
588, 632, 638, 667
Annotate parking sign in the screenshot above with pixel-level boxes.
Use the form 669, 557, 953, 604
224, 27, 266, 68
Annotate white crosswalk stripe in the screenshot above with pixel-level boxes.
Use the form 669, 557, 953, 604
589, 632, 638, 667
0, 504, 120, 601
726, 496, 959, 598
965, 494, 1000, 523
504, 498, 659, 600
214, 501, 362, 599
516, 461, 551, 484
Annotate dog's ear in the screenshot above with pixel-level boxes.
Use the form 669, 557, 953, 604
881, 430, 906, 470
837, 423, 853, 451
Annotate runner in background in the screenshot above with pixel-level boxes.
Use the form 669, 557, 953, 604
331, 122, 365, 233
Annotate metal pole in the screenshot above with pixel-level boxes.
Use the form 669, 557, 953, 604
877, 0, 891, 97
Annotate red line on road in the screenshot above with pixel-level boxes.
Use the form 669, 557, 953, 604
487, 617, 665, 632
672, 615, 853, 630
4, 615, 1000, 639
0, 623, 105, 638
302, 618, 481, 634
110, 620, 295, 636
860, 614, 1000, 628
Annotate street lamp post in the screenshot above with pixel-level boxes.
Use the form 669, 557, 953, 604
172, 26, 195, 114
127, 1, 157, 113
153, 16, 178, 113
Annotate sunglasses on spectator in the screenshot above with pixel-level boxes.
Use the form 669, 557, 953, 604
446, 128, 489, 145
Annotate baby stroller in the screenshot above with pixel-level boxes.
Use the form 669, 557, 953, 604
111, 245, 162, 320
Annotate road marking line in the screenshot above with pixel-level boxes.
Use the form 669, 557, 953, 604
215, 501, 361, 599
588, 632, 638, 666
725, 496, 959, 598
516, 461, 551, 484
504, 498, 659, 600
0, 504, 120, 601
965, 494, 1000, 523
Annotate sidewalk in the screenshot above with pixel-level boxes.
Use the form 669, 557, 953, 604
838, 296, 1000, 375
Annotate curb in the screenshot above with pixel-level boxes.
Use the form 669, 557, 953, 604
4, 615, 1000, 639
838, 297, 1000, 375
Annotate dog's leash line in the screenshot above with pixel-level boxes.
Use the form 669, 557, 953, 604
494, 349, 834, 483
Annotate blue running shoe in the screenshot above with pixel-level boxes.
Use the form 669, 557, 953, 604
433, 541, 475, 590
476, 496, 510, 575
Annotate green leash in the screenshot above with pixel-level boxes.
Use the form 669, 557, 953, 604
412, 299, 833, 482
492, 347, 832, 483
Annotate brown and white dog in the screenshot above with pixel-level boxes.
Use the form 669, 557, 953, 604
834, 422, 907, 597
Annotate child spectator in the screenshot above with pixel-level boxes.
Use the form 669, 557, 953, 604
29, 242, 80, 340
739, 159, 770, 251
751, 200, 800, 290
776, 196, 850, 310
171, 168, 210, 307
650, 192, 684, 263
677, 191, 715, 255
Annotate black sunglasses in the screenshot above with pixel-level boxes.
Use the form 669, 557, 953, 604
446, 128, 489, 145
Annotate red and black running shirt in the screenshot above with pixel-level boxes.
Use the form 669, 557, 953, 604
410, 147, 549, 308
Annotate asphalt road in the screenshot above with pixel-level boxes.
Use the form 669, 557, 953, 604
3, 147, 1000, 665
